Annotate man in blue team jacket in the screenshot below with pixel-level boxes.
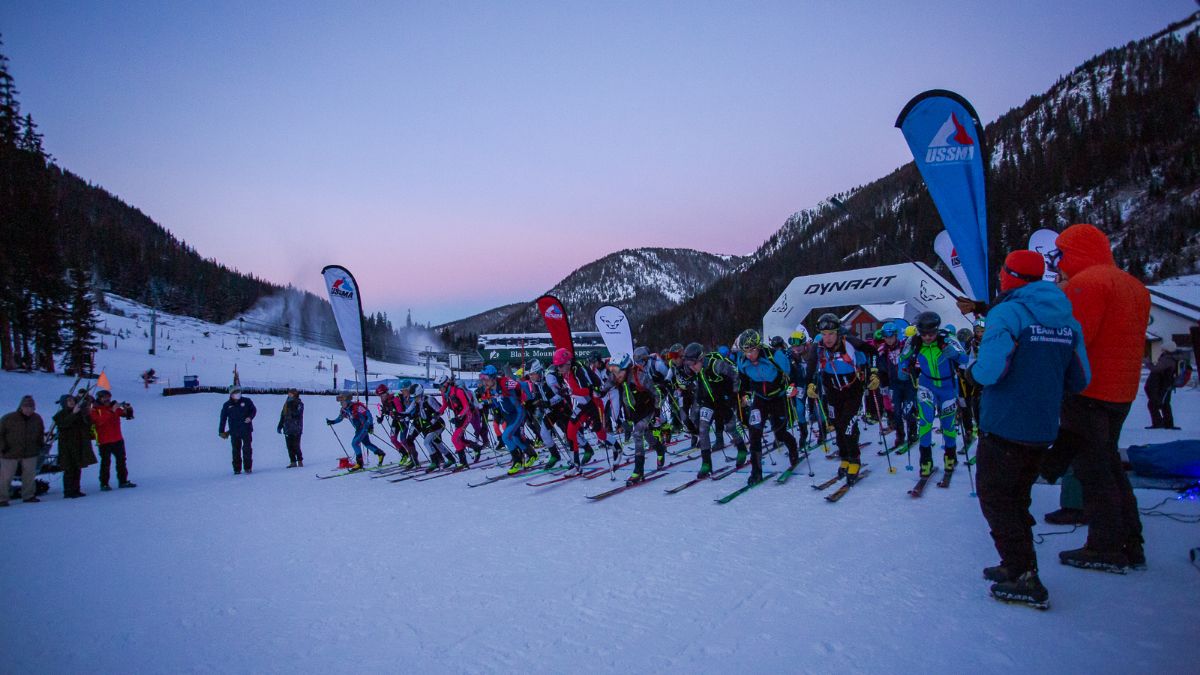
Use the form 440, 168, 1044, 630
967, 251, 1090, 609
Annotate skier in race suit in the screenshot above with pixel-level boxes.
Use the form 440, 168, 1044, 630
682, 342, 747, 478
735, 329, 800, 486
805, 313, 872, 484
667, 344, 701, 448
607, 352, 664, 484
633, 346, 675, 451
956, 323, 984, 446
375, 384, 420, 468
876, 321, 918, 450
588, 351, 622, 435
520, 360, 566, 469
327, 394, 385, 470
435, 375, 485, 462
784, 329, 813, 451
548, 348, 609, 467
899, 311, 969, 478
403, 383, 461, 472
479, 365, 535, 474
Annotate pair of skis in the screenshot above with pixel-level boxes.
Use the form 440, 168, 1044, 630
811, 465, 871, 502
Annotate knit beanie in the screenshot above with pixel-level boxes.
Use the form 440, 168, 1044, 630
1000, 250, 1046, 293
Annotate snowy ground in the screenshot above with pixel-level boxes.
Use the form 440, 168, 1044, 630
1, 296, 1198, 672
2, 365, 1198, 673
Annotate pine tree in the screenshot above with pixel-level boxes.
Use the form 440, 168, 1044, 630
62, 265, 100, 376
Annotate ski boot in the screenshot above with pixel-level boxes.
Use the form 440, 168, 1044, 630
425, 453, 443, 473
656, 448, 666, 470
943, 450, 957, 472
523, 451, 538, 469
697, 450, 713, 478
746, 467, 763, 486
376, 451, 387, 467
545, 452, 560, 470
1124, 540, 1147, 570
610, 441, 623, 462
1058, 547, 1129, 574
787, 447, 801, 470
507, 451, 524, 475
735, 447, 748, 468
626, 454, 646, 486
286, 462, 297, 468
581, 446, 594, 466
845, 463, 861, 486
100, 485, 113, 492
837, 461, 848, 479
919, 460, 933, 478
472, 446, 483, 462
990, 570, 1048, 609
456, 451, 470, 469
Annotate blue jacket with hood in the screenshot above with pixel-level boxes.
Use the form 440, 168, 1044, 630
970, 281, 1090, 443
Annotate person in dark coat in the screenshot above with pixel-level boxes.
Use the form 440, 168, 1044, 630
277, 389, 304, 467
0, 395, 46, 505
53, 393, 98, 498
1144, 346, 1181, 429
219, 387, 257, 474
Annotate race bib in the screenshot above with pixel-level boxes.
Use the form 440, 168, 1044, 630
748, 409, 762, 426
699, 407, 714, 422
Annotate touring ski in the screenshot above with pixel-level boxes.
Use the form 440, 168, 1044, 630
825, 469, 870, 502
585, 471, 668, 500
908, 467, 940, 497
714, 472, 779, 504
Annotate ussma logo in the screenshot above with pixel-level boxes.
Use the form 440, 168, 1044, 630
925, 113, 975, 164
544, 305, 564, 320
330, 277, 354, 298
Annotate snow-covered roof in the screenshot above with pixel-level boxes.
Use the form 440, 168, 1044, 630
1147, 285, 1200, 322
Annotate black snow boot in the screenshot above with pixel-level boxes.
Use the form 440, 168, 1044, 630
990, 570, 1048, 609
456, 451, 470, 469
1059, 547, 1128, 574
982, 565, 1014, 583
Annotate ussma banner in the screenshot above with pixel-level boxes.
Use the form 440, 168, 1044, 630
896, 90, 990, 301
535, 294, 574, 355
321, 265, 369, 395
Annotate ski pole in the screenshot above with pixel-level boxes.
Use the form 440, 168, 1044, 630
959, 416, 977, 497
873, 389, 895, 474
328, 425, 350, 458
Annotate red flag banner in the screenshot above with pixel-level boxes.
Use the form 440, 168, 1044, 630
535, 294, 574, 355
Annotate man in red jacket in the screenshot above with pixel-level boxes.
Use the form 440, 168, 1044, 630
89, 389, 138, 491
1041, 224, 1149, 573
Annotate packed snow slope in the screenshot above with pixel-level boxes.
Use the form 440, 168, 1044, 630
2, 367, 1198, 673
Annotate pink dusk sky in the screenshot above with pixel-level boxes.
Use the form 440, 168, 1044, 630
2, 1, 1191, 323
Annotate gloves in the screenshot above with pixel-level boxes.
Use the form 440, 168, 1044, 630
377, 415, 385, 424
325, 418, 335, 425
786, 385, 799, 399
219, 431, 229, 440
806, 383, 818, 400
867, 373, 880, 391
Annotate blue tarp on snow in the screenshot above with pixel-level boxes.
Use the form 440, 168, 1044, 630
1127, 440, 1200, 479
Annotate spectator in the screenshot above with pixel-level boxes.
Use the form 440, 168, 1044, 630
219, 386, 257, 475
54, 393, 98, 498
90, 389, 137, 491
1144, 345, 1182, 429
1040, 223, 1151, 573
969, 250, 1089, 608
0, 395, 46, 505
277, 389, 304, 468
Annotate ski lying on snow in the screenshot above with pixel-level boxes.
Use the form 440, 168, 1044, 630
666, 464, 740, 493
908, 467, 940, 497
880, 440, 915, 456
585, 471, 668, 500
825, 469, 870, 502
936, 469, 955, 489
714, 472, 778, 504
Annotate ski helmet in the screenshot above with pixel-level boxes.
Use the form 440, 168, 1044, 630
682, 342, 704, 361
717, 345, 730, 358
336, 393, 352, 403
609, 352, 633, 370
769, 335, 786, 350
915, 311, 941, 334
527, 359, 544, 375
552, 347, 572, 367
434, 374, 450, 388
374, 384, 389, 396
788, 327, 809, 345
957, 328, 973, 344
815, 313, 841, 332
633, 346, 651, 364
409, 383, 424, 397
480, 365, 498, 378
973, 316, 986, 329
737, 329, 762, 350
880, 322, 898, 337
666, 343, 684, 359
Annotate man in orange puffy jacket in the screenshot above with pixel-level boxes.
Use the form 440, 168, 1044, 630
1040, 224, 1149, 573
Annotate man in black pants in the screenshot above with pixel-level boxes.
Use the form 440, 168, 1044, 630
277, 389, 304, 467
969, 250, 1090, 608
219, 387, 257, 474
